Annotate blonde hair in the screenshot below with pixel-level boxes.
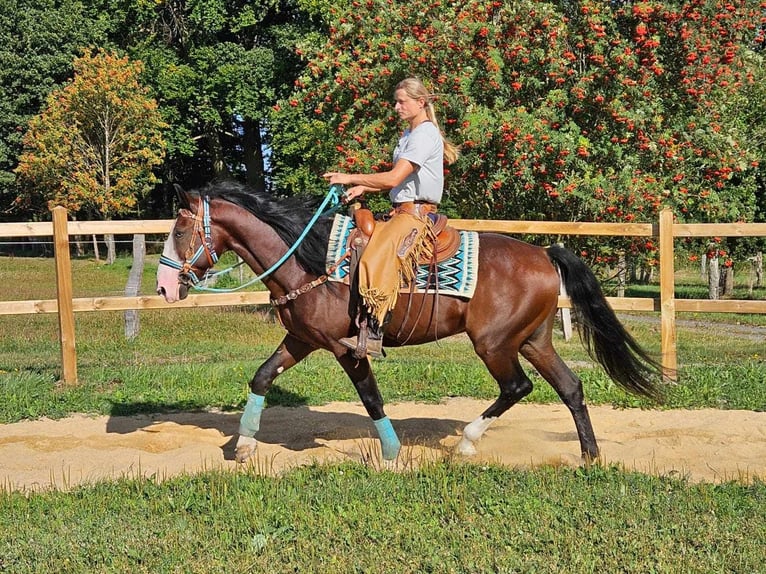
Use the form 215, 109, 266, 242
395, 77, 460, 165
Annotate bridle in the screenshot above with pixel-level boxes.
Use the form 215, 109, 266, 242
158, 186, 348, 298
159, 196, 219, 286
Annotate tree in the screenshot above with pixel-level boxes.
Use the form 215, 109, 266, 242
269, 0, 765, 264
15, 49, 166, 261
114, 0, 323, 196
2, 0, 323, 218
0, 0, 117, 221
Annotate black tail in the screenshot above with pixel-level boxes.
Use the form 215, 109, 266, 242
546, 244, 665, 401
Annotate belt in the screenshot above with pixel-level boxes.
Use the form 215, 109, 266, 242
393, 200, 438, 207
391, 201, 438, 217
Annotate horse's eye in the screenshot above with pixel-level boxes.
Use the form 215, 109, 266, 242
174, 230, 184, 239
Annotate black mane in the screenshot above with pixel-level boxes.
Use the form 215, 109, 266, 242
189, 180, 333, 276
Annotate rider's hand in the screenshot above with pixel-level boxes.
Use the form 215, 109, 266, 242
343, 186, 365, 204
323, 172, 350, 185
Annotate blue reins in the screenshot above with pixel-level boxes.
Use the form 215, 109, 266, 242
159, 185, 346, 293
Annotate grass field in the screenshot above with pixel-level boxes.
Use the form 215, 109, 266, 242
1, 255, 763, 422
2, 463, 764, 573
1, 254, 765, 573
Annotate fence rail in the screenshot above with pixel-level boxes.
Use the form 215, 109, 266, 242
1, 207, 765, 384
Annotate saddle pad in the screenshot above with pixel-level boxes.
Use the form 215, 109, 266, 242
326, 214, 479, 299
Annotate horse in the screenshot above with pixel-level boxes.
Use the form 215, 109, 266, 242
156, 180, 665, 464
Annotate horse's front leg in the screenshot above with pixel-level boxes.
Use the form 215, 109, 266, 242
336, 354, 401, 462
235, 334, 316, 463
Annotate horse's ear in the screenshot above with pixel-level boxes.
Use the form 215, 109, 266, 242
174, 184, 191, 209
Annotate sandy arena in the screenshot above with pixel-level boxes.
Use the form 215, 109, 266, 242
2, 398, 765, 491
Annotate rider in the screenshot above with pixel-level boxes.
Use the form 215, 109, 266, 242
323, 77, 459, 358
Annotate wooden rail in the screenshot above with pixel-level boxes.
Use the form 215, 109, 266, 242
1, 209, 765, 384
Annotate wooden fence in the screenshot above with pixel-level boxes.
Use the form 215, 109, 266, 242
1, 207, 765, 385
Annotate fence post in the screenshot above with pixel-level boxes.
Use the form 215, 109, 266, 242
124, 233, 145, 340
658, 208, 677, 380
52, 206, 78, 385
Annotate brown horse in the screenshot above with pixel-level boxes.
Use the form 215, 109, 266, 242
156, 180, 664, 464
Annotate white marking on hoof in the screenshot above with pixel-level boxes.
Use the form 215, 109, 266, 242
234, 435, 258, 463
380, 457, 399, 471
456, 416, 498, 457
456, 438, 478, 456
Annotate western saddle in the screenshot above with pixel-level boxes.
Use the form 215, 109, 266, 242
348, 202, 461, 265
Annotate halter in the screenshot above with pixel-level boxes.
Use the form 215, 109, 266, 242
159, 195, 219, 285
159, 186, 345, 292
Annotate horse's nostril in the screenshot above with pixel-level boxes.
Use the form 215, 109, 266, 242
157, 286, 165, 296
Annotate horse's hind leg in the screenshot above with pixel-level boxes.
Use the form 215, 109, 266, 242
521, 334, 600, 462
457, 339, 534, 456
235, 334, 316, 463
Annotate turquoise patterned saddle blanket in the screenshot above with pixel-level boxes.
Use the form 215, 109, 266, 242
325, 214, 480, 299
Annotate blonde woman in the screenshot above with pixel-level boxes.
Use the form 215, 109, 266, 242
324, 77, 459, 357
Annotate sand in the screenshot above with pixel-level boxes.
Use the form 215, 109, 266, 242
2, 398, 764, 492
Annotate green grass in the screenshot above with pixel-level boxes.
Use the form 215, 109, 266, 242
1, 462, 764, 573
1, 256, 764, 422
1, 307, 765, 423
618, 264, 766, 327
1, 255, 765, 573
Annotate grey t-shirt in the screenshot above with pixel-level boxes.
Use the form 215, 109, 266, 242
389, 121, 444, 205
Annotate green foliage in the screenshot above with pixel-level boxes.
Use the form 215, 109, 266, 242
119, 0, 321, 191
270, 0, 766, 261
1, 0, 321, 217
1, 463, 765, 572
15, 49, 166, 218
0, 0, 116, 219
4, 0, 764, 237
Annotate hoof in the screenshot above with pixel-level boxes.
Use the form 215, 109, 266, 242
455, 437, 478, 456
234, 436, 257, 463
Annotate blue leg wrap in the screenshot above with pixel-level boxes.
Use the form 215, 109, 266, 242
239, 393, 265, 438
374, 416, 401, 460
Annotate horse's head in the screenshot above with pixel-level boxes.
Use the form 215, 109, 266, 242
156, 186, 221, 303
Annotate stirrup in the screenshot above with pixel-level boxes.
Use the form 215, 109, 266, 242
339, 336, 385, 359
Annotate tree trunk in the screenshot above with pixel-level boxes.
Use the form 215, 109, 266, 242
616, 251, 626, 297
73, 236, 84, 257
707, 251, 719, 300
68, 214, 84, 257
92, 234, 100, 261
124, 234, 145, 340
105, 233, 116, 264
243, 117, 266, 193
208, 127, 229, 178
720, 266, 734, 297
639, 264, 654, 284
556, 243, 572, 341
756, 251, 763, 288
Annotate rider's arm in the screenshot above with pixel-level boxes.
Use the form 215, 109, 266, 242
323, 158, 417, 192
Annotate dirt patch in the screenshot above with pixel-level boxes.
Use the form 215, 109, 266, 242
2, 398, 764, 492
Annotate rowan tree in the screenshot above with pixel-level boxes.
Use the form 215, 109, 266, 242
269, 0, 765, 265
